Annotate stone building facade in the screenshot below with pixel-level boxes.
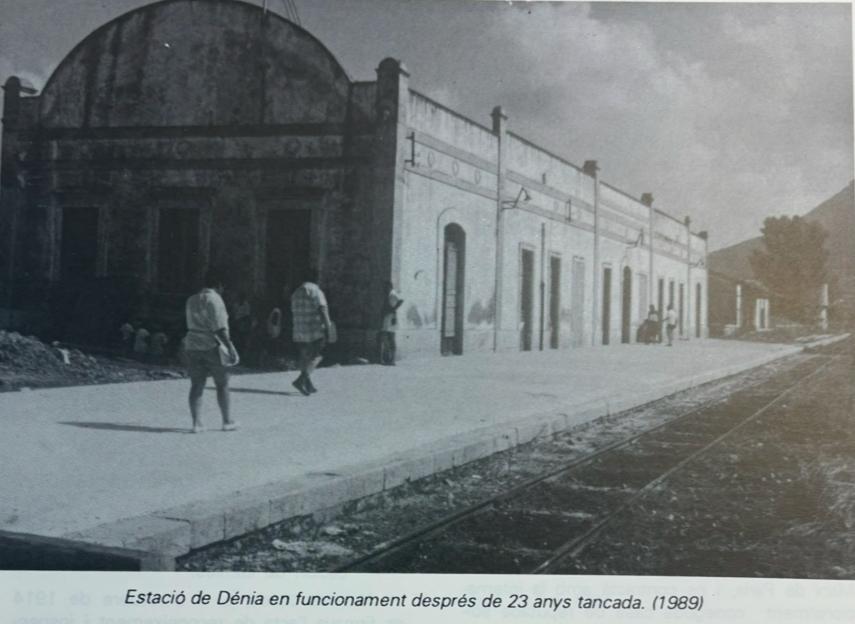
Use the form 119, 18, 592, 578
0, 0, 708, 355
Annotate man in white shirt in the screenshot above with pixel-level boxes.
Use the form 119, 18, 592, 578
184, 270, 239, 433
665, 304, 678, 347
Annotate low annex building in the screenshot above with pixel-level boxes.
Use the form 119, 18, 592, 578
709, 272, 771, 337
0, 0, 709, 357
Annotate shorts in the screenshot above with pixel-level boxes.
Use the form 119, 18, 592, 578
185, 347, 228, 385
296, 339, 325, 367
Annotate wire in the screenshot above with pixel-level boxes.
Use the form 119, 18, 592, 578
257, 0, 301, 25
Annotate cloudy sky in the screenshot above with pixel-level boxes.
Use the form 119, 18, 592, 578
1, 0, 852, 249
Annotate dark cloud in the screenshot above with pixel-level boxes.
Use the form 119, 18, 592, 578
1, 0, 851, 249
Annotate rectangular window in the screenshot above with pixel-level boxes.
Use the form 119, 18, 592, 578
61, 207, 99, 281
549, 255, 561, 349
158, 207, 200, 294
695, 283, 702, 338
266, 209, 311, 298
520, 248, 535, 351
602, 266, 612, 345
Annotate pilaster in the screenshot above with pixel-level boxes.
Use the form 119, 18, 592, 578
584, 160, 600, 346
374, 58, 410, 291
491, 105, 508, 351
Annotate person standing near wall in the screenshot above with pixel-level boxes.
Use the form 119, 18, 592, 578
379, 281, 404, 365
665, 304, 678, 347
183, 270, 239, 433
133, 321, 150, 360
290, 268, 331, 396
119, 320, 135, 354
643, 305, 659, 344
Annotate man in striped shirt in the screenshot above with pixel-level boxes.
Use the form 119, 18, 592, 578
290, 268, 331, 396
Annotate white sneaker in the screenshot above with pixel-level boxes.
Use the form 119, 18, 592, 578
222, 422, 239, 432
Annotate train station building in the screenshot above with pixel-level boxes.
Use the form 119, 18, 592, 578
0, 0, 709, 357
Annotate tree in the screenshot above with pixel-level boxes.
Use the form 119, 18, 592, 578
750, 216, 828, 323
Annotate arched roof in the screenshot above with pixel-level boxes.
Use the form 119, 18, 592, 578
40, 0, 353, 127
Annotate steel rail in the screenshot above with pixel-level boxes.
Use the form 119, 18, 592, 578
531, 352, 842, 574
334, 351, 829, 573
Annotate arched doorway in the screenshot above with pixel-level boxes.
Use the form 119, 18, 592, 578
441, 224, 466, 355
621, 266, 632, 343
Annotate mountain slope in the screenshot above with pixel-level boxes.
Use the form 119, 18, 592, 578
709, 182, 855, 305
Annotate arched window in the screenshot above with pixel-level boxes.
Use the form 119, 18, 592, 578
441, 224, 466, 355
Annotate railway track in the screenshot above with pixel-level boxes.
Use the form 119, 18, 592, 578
336, 339, 849, 574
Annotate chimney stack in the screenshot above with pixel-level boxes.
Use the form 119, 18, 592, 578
491, 106, 507, 134
583, 160, 599, 177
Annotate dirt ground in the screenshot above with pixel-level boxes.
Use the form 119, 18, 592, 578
560, 349, 855, 578
178, 351, 843, 575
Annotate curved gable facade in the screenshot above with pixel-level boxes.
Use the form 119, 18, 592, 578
40, 0, 351, 128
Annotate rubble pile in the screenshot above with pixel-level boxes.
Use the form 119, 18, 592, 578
0, 330, 66, 373
0, 330, 185, 390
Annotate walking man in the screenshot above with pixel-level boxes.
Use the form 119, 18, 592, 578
378, 281, 404, 365
291, 268, 331, 396
665, 304, 678, 346
183, 270, 239, 433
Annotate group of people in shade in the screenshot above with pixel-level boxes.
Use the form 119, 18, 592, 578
118, 320, 172, 362
639, 304, 679, 346
180, 269, 403, 433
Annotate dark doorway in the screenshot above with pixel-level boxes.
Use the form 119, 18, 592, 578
637, 273, 649, 322
695, 283, 702, 338
678, 283, 685, 336
621, 266, 632, 343
158, 207, 200, 294
657, 278, 665, 344
570, 257, 585, 347
441, 224, 465, 355
520, 248, 535, 351
60, 207, 99, 282
549, 255, 561, 349
668, 279, 675, 310
602, 266, 612, 345
266, 209, 311, 299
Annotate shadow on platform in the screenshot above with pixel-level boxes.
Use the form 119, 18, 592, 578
59, 422, 189, 434
210, 387, 299, 397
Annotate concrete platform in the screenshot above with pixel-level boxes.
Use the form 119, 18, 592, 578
0, 339, 812, 568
